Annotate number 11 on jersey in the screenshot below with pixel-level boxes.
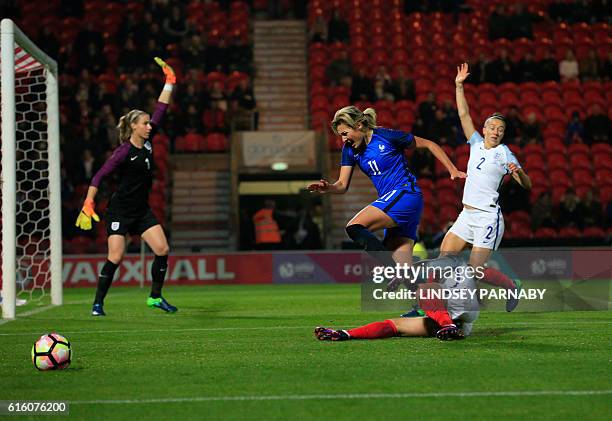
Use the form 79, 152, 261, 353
368, 160, 381, 175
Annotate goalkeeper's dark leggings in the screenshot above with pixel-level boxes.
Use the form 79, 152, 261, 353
94, 260, 119, 305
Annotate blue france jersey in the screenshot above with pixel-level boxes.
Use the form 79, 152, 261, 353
340, 127, 419, 196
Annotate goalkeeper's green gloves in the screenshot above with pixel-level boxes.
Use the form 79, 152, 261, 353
154, 57, 176, 84
75, 198, 100, 231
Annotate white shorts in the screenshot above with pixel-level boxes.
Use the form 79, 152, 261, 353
448, 207, 504, 250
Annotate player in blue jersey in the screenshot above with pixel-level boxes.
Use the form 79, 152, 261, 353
75, 58, 177, 316
308, 106, 465, 272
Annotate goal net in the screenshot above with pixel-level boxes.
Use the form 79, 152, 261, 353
1, 19, 62, 319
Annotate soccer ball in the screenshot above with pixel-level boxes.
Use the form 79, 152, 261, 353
31, 333, 71, 371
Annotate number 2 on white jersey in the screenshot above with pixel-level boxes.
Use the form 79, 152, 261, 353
476, 157, 485, 170
368, 160, 382, 175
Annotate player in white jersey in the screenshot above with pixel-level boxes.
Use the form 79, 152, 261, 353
440, 63, 532, 311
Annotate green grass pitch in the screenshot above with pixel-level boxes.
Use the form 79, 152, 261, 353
1, 284, 611, 420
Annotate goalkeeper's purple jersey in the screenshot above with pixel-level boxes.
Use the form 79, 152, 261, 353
90, 102, 167, 216
340, 127, 420, 197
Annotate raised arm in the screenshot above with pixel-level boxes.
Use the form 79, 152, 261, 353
154, 57, 175, 105
509, 163, 532, 190
307, 165, 354, 194
415, 136, 466, 180
455, 63, 477, 140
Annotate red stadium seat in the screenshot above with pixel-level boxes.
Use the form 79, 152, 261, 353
534, 227, 557, 239
544, 138, 566, 155
582, 227, 605, 238
568, 143, 590, 156
558, 227, 581, 238
570, 155, 591, 172
601, 186, 612, 203
522, 143, 544, 157
573, 169, 594, 188
591, 143, 612, 156
206, 133, 228, 152
549, 170, 572, 189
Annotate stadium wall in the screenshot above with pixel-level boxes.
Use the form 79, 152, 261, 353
51, 249, 612, 287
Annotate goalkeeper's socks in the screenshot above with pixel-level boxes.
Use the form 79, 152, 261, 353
94, 260, 119, 304
347, 320, 398, 339
481, 267, 515, 289
150, 254, 168, 299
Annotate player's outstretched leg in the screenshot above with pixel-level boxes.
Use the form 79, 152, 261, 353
506, 278, 522, 312
314, 327, 350, 341
435, 324, 465, 341
147, 254, 177, 313
481, 267, 521, 312
315, 320, 398, 341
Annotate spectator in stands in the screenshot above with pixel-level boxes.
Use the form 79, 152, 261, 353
559, 49, 580, 82
230, 77, 258, 130
441, 99, 461, 143
118, 37, 144, 73
508, 3, 536, 39
522, 112, 543, 144
163, 5, 189, 44
182, 34, 206, 69
565, 111, 585, 143
470, 53, 491, 84
487, 48, 514, 84
74, 22, 104, 55
206, 39, 229, 72
427, 109, 455, 146
548, 0, 572, 22
146, 39, 166, 63
391, 66, 416, 100
531, 192, 555, 230
328, 10, 349, 43
583, 104, 611, 144
559, 189, 582, 228
294, 208, 322, 249
374, 65, 393, 94
488, 4, 510, 40
504, 106, 524, 144
579, 50, 602, 81
209, 81, 228, 112
418, 93, 438, 129
603, 52, 612, 81
517, 52, 539, 82
75, 149, 98, 185
538, 51, 560, 81
351, 68, 374, 102
82, 42, 108, 76
579, 189, 602, 229
372, 79, 393, 102
500, 178, 530, 213
37, 27, 60, 60
309, 16, 328, 43
325, 50, 352, 87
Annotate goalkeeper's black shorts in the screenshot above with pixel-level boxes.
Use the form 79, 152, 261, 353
105, 207, 159, 236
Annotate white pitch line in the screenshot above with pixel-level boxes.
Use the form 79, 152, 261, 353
0, 305, 56, 326
71, 389, 612, 405
0, 320, 610, 336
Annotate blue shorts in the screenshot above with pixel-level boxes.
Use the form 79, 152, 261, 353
371, 188, 424, 241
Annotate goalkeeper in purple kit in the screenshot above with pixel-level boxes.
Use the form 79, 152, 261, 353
75, 58, 177, 316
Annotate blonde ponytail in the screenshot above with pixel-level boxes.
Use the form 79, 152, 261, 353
117, 109, 147, 141
331, 105, 378, 135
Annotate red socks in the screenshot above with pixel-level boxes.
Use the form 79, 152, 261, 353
481, 267, 516, 289
347, 320, 398, 339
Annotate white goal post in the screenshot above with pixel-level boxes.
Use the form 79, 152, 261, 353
1, 19, 62, 319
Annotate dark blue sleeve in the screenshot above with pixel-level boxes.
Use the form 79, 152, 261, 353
375, 127, 415, 149
340, 143, 355, 166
